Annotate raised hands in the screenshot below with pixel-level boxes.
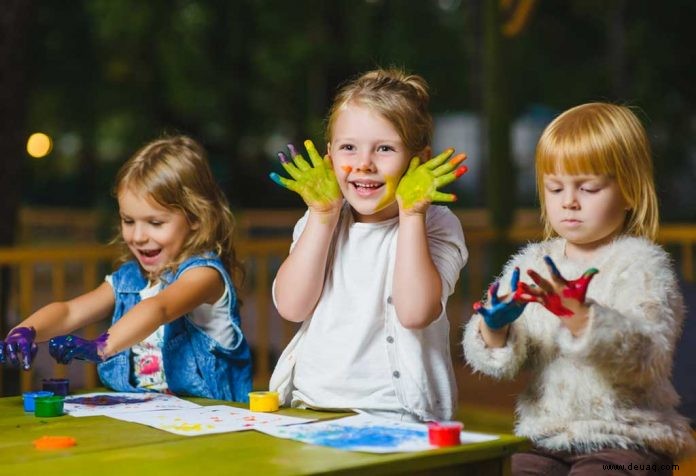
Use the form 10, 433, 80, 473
49, 332, 109, 364
473, 267, 527, 329
396, 148, 468, 214
270, 140, 342, 214
516, 256, 598, 319
1, 327, 38, 370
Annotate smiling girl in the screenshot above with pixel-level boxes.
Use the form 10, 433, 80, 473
1, 136, 252, 401
268, 68, 469, 422
463, 103, 695, 474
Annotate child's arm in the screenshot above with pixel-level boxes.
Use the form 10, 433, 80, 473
98, 266, 224, 358
2, 282, 115, 369
392, 149, 467, 328
269, 140, 343, 322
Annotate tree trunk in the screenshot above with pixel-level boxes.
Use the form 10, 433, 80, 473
483, 0, 514, 271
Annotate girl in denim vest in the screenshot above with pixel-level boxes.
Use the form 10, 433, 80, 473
1, 136, 252, 401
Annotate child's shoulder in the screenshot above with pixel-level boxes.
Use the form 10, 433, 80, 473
425, 205, 461, 227
606, 235, 671, 269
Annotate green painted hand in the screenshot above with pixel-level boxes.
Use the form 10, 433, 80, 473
269, 140, 343, 213
396, 148, 468, 213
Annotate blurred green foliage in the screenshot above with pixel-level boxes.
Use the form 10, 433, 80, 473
18, 0, 696, 219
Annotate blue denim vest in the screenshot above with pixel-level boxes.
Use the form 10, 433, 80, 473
97, 254, 252, 402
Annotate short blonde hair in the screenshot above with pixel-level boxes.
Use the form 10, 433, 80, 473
325, 68, 432, 156
113, 135, 244, 286
536, 102, 659, 241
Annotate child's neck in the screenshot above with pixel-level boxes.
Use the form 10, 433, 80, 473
563, 238, 615, 263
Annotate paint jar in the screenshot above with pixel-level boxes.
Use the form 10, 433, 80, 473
427, 421, 463, 447
22, 391, 54, 412
42, 378, 69, 396
248, 391, 280, 412
34, 395, 65, 417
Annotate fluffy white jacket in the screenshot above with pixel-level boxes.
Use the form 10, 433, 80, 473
463, 235, 696, 459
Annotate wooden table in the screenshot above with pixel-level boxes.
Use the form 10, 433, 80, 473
0, 395, 528, 475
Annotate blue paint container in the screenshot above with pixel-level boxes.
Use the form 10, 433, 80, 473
22, 391, 54, 412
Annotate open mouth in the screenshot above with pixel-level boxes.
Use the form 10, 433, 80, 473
350, 180, 384, 197
138, 249, 161, 260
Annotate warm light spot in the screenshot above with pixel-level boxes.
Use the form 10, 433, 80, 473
27, 132, 53, 158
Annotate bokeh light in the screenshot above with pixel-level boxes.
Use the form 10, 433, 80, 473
26, 132, 53, 158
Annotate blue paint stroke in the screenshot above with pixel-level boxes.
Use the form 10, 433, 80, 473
65, 395, 149, 406
295, 425, 427, 449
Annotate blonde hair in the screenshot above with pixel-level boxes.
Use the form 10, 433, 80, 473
536, 102, 659, 241
325, 67, 432, 156
113, 135, 244, 287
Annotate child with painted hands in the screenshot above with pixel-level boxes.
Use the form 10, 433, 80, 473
269, 68, 469, 422
463, 103, 695, 474
3, 136, 252, 401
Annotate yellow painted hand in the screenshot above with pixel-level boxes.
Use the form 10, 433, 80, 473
269, 140, 343, 213
396, 148, 468, 214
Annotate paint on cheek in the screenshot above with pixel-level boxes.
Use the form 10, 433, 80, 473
374, 175, 398, 212
341, 165, 352, 174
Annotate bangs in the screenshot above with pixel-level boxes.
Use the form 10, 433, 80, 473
536, 128, 618, 178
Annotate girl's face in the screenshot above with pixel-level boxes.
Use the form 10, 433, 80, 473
328, 103, 412, 222
118, 187, 193, 275
543, 173, 628, 260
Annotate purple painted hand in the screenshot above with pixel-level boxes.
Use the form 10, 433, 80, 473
49, 332, 109, 364
4, 327, 38, 370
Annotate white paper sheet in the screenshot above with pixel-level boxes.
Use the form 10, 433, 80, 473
64, 392, 200, 416
107, 404, 316, 435
255, 413, 499, 453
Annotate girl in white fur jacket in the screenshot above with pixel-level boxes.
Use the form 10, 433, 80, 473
463, 103, 695, 475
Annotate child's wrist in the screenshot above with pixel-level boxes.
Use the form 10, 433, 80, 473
308, 208, 341, 226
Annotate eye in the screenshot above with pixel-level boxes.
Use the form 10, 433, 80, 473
377, 145, 395, 153
545, 185, 562, 194
149, 221, 163, 227
338, 144, 354, 151
121, 218, 133, 225
580, 185, 600, 193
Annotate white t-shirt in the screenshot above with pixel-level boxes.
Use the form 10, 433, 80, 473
277, 203, 467, 419
105, 273, 232, 391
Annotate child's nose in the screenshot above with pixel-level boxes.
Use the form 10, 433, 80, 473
132, 224, 148, 243
355, 151, 376, 172
562, 190, 579, 209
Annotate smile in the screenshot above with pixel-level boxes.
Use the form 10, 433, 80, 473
350, 181, 384, 197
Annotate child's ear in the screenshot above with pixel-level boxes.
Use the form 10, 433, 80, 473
190, 221, 200, 231
418, 146, 432, 162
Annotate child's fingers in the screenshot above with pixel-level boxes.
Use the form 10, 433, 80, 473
292, 154, 312, 172
473, 301, 491, 319
543, 256, 567, 285
510, 267, 521, 291
278, 153, 303, 180
515, 282, 544, 303
424, 148, 454, 170
304, 140, 324, 168
431, 153, 467, 176
406, 156, 420, 174
430, 191, 457, 203
488, 282, 501, 306
269, 173, 298, 192
527, 269, 555, 294
433, 166, 468, 189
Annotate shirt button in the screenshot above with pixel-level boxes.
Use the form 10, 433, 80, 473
387, 296, 393, 304
386, 336, 394, 344
392, 371, 400, 379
